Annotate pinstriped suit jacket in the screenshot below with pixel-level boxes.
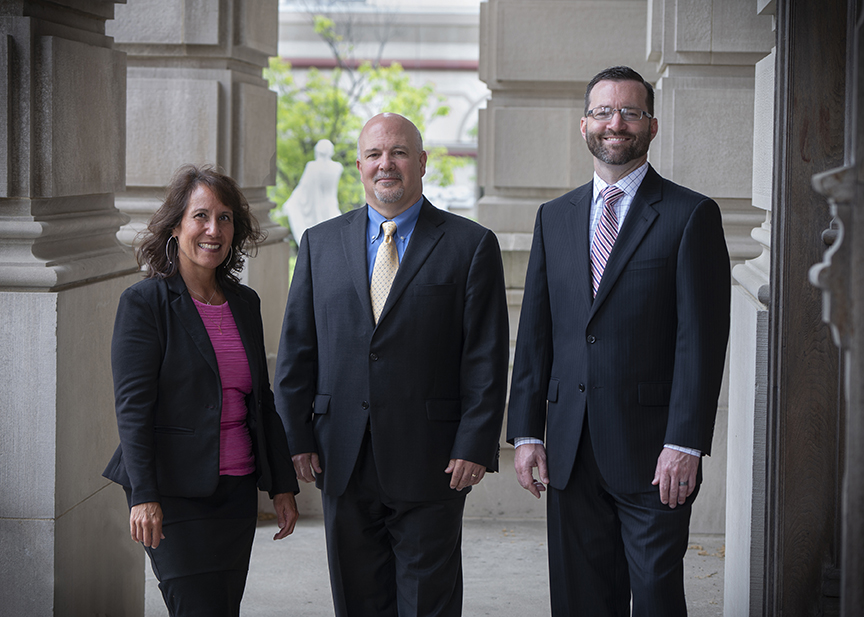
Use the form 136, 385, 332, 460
507, 166, 730, 494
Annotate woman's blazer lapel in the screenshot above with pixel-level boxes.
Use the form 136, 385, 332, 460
165, 274, 220, 379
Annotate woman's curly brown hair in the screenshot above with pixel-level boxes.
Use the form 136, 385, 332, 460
137, 164, 266, 287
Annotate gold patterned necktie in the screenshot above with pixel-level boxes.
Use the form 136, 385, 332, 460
370, 221, 399, 324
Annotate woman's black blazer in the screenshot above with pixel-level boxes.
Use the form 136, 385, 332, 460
103, 275, 298, 507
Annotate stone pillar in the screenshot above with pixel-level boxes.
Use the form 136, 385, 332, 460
647, 0, 773, 534
107, 0, 289, 361
724, 31, 775, 616
648, 0, 772, 266
477, 0, 660, 518
0, 2, 140, 615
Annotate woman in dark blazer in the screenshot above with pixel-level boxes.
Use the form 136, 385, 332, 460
103, 165, 299, 616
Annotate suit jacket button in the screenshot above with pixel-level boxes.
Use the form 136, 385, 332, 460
370, 353, 378, 361
579, 383, 585, 392
587, 335, 596, 344
361, 401, 369, 409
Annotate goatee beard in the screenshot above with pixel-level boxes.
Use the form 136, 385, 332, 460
586, 127, 651, 166
374, 174, 405, 203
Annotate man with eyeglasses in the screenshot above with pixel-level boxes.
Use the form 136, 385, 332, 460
507, 66, 730, 615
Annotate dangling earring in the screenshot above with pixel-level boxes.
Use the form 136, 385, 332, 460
223, 244, 234, 268
165, 236, 178, 265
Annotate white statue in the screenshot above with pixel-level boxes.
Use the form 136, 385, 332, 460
281, 139, 343, 242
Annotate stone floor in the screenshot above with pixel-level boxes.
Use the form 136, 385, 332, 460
145, 517, 725, 616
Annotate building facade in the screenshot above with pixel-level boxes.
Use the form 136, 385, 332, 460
1, 0, 861, 614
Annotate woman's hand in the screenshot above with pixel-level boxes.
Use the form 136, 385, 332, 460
130, 501, 165, 548
272, 492, 300, 540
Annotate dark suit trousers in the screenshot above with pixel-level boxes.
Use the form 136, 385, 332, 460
322, 429, 466, 617
547, 421, 695, 617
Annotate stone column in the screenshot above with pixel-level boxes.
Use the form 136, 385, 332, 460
648, 0, 772, 267
476, 0, 660, 518
0, 2, 140, 615
647, 0, 773, 535
107, 0, 289, 364
724, 32, 775, 616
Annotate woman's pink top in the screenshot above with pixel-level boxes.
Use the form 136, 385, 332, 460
193, 298, 256, 476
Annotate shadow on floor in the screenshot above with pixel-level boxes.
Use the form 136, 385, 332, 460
145, 517, 724, 616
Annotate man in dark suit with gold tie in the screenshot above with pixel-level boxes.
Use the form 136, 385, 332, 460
275, 113, 509, 616
507, 66, 731, 615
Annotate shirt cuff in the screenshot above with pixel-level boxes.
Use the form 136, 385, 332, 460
514, 437, 544, 448
664, 443, 701, 457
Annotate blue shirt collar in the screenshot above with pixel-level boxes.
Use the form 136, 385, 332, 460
367, 196, 424, 242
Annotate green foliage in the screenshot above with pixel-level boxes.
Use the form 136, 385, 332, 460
265, 58, 364, 227
265, 15, 468, 234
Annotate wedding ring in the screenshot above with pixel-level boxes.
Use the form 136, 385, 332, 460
678, 481, 688, 486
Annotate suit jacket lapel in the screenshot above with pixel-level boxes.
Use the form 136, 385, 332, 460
376, 199, 445, 326
166, 275, 220, 376
341, 206, 375, 323
590, 167, 661, 315
567, 184, 594, 314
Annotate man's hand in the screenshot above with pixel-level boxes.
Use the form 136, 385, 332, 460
130, 501, 165, 548
272, 492, 300, 540
652, 447, 699, 508
292, 452, 322, 483
514, 443, 549, 499
445, 459, 486, 491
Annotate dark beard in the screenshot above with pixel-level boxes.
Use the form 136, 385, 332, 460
585, 126, 651, 166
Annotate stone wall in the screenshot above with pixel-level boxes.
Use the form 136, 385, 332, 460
0, 2, 140, 614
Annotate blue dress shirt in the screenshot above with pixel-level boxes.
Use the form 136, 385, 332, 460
366, 197, 424, 283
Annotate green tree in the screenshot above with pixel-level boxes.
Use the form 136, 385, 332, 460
265, 15, 467, 237
266, 58, 364, 224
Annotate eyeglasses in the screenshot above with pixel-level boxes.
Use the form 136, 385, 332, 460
586, 107, 653, 122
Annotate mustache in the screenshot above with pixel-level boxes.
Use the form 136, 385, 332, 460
374, 172, 403, 182
600, 129, 634, 137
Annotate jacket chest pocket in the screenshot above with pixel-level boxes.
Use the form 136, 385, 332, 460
413, 283, 456, 296
623, 257, 668, 272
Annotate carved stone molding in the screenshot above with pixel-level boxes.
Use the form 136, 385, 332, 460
808, 165, 857, 350
733, 213, 771, 306
0, 4, 137, 289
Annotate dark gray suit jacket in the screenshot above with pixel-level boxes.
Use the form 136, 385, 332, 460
103, 275, 298, 506
507, 166, 731, 494
275, 199, 509, 502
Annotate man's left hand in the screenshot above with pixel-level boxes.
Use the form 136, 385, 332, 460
445, 459, 486, 491
652, 447, 699, 508
272, 492, 300, 540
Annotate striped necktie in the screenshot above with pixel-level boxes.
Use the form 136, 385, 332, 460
590, 185, 624, 297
